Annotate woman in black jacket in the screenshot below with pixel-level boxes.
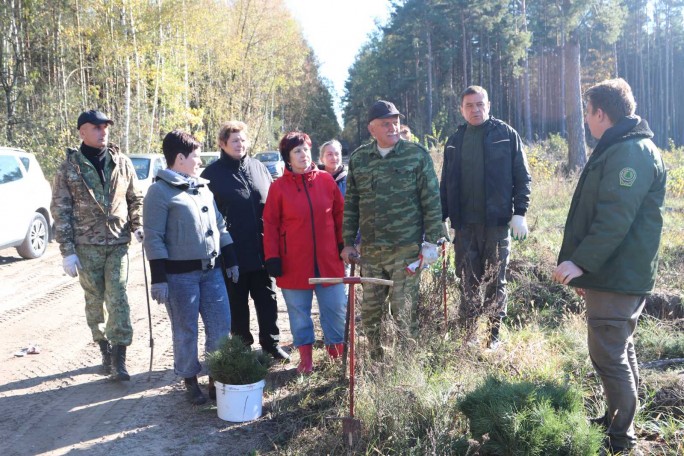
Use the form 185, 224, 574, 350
201, 121, 288, 360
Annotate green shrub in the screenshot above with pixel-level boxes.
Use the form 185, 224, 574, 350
635, 316, 684, 360
458, 376, 603, 455
206, 336, 270, 385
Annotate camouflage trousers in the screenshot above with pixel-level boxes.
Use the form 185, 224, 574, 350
453, 225, 510, 333
75, 244, 133, 346
360, 244, 421, 353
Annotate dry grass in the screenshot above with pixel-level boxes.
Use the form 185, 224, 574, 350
264, 137, 684, 455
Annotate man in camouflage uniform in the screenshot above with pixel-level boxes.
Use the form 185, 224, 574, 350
51, 110, 143, 381
341, 100, 445, 357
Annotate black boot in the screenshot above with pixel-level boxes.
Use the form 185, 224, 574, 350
488, 317, 502, 350
208, 376, 216, 400
111, 345, 131, 381
263, 344, 290, 361
98, 340, 112, 374
185, 376, 207, 405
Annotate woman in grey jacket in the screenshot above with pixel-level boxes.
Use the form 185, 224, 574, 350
143, 130, 238, 405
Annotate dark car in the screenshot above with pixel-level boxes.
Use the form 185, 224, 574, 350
253, 151, 285, 179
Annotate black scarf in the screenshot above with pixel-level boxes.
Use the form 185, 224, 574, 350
591, 116, 653, 159
80, 143, 107, 186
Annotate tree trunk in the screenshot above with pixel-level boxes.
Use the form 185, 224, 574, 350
565, 31, 586, 171
426, 29, 433, 133
521, 0, 532, 141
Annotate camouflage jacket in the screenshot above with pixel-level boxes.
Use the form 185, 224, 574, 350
343, 139, 445, 247
51, 145, 143, 256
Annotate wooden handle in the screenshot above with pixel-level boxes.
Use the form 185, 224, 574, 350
308, 277, 394, 286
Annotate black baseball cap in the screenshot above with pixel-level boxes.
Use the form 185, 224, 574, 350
367, 100, 404, 123
77, 110, 114, 129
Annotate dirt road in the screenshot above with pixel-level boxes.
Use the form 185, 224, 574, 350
0, 242, 294, 455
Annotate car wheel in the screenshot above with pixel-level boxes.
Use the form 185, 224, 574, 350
16, 212, 49, 259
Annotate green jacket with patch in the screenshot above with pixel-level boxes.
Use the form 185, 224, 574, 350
51, 144, 143, 257
558, 117, 666, 294
343, 139, 445, 247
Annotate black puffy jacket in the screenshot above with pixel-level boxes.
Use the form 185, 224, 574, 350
440, 117, 531, 228
201, 152, 273, 272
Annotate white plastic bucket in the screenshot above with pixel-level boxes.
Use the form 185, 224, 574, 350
215, 379, 265, 422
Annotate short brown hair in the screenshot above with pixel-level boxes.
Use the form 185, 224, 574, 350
162, 130, 201, 166
460, 85, 488, 105
279, 131, 311, 164
217, 121, 247, 144
584, 78, 636, 123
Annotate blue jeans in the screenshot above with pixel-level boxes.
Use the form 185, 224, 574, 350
281, 284, 346, 347
165, 268, 231, 378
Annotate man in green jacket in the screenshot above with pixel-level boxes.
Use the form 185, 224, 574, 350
341, 100, 446, 358
552, 78, 666, 454
51, 110, 143, 381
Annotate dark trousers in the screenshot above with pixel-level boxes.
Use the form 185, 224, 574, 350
225, 269, 280, 349
453, 225, 510, 331
585, 290, 644, 449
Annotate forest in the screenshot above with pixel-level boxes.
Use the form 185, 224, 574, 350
341, 0, 684, 170
1, 0, 683, 175
0, 0, 340, 176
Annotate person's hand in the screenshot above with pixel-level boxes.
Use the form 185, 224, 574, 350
265, 258, 282, 277
225, 265, 239, 283
552, 261, 584, 285
62, 254, 82, 277
420, 242, 440, 266
509, 215, 528, 240
441, 221, 451, 242
151, 283, 169, 305
340, 246, 359, 264
134, 227, 144, 243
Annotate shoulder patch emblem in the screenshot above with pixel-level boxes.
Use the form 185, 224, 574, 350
619, 167, 637, 187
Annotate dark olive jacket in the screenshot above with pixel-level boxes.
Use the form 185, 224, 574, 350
440, 117, 531, 228
558, 117, 666, 295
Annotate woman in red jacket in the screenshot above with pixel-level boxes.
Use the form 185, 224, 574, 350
263, 131, 346, 374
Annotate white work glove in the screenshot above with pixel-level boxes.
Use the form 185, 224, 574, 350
151, 283, 169, 305
62, 254, 82, 277
134, 227, 144, 243
406, 242, 440, 274
509, 215, 528, 241
225, 265, 239, 283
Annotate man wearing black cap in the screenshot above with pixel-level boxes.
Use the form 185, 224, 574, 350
51, 110, 143, 381
341, 100, 446, 358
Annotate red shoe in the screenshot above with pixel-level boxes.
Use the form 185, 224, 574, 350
326, 343, 344, 359
297, 344, 313, 374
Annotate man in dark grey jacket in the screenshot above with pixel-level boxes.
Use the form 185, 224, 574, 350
440, 86, 531, 349
553, 78, 666, 453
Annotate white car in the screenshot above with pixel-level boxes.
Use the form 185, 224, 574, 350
0, 147, 53, 258
199, 151, 220, 169
254, 151, 285, 179
128, 153, 166, 195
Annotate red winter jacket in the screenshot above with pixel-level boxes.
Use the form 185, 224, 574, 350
263, 165, 345, 289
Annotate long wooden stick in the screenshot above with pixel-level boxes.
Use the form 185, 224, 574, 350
309, 277, 393, 286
